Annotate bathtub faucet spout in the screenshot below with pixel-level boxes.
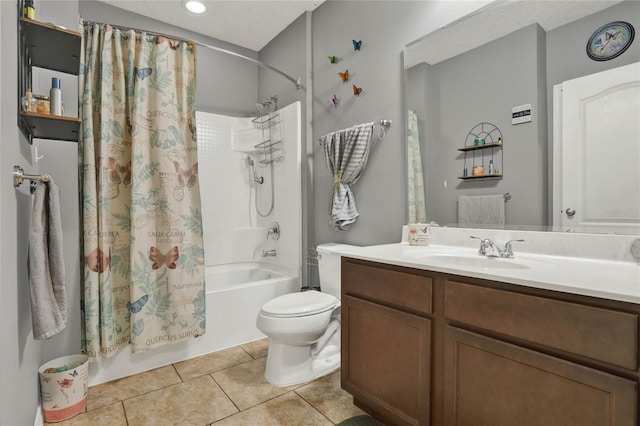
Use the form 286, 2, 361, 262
262, 249, 277, 257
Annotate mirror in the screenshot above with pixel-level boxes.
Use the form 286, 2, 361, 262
404, 0, 640, 235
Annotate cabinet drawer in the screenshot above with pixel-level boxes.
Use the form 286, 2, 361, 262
342, 259, 432, 315
444, 281, 638, 370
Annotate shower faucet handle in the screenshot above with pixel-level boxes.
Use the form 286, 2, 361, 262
267, 222, 280, 240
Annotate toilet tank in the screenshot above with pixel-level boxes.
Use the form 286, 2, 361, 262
316, 243, 356, 299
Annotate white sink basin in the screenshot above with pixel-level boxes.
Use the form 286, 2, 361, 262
418, 253, 532, 270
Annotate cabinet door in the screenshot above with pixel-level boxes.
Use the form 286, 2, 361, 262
444, 327, 637, 426
342, 295, 431, 426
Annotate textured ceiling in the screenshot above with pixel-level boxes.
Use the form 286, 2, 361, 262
405, 0, 625, 67
96, 0, 324, 51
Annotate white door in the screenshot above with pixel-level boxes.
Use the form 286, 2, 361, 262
553, 62, 640, 234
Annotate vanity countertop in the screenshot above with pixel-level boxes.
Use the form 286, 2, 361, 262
335, 243, 640, 304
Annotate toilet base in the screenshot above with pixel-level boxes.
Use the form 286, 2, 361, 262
264, 329, 341, 387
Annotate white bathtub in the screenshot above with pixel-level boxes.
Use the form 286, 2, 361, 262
88, 262, 299, 386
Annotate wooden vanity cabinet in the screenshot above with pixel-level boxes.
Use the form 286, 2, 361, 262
341, 257, 639, 426
341, 260, 433, 426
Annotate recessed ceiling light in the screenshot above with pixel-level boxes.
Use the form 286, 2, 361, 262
184, 1, 206, 14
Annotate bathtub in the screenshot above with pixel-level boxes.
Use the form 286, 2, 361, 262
88, 262, 299, 386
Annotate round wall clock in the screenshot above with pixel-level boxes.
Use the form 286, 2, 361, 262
586, 21, 635, 61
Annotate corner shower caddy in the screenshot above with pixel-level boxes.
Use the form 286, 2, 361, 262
252, 109, 284, 166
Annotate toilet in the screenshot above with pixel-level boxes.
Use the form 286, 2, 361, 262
256, 243, 353, 387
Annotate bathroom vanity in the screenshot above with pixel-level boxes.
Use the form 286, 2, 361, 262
338, 242, 639, 426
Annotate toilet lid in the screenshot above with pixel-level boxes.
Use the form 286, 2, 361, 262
261, 291, 339, 318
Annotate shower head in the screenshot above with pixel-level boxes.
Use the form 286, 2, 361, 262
269, 95, 278, 112
246, 155, 254, 166
256, 95, 279, 114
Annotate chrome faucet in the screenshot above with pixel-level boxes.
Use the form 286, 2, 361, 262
470, 236, 525, 258
502, 239, 525, 259
262, 249, 277, 257
266, 222, 280, 240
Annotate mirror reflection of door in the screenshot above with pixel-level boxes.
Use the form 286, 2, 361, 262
553, 61, 640, 234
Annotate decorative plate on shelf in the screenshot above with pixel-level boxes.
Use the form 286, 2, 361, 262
586, 21, 634, 61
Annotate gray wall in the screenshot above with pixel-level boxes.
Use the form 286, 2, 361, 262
407, 24, 548, 228
257, 13, 312, 282
79, 1, 260, 117
310, 1, 451, 247
546, 0, 640, 219
0, 1, 69, 425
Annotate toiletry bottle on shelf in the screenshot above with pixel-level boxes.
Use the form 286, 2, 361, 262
50, 78, 62, 116
25, 88, 33, 112
23, 0, 35, 19
489, 159, 494, 175
497, 137, 502, 145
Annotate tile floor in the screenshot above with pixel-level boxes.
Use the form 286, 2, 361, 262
48, 339, 366, 425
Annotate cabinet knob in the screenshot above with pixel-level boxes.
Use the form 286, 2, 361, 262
565, 208, 576, 217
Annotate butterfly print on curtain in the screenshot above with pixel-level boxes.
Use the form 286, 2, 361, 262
86, 246, 111, 273
173, 161, 198, 201
149, 246, 180, 270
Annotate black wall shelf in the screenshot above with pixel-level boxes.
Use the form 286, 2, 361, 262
18, 9, 81, 144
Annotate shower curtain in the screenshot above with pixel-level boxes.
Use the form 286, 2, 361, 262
407, 110, 427, 223
79, 23, 205, 359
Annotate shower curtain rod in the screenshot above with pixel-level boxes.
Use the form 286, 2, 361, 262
80, 19, 303, 90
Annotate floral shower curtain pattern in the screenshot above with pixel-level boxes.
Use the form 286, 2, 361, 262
79, 23, 205, 358
407, 110, 427, 223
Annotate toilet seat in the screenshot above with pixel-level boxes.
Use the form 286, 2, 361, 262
260, 291, 339, 318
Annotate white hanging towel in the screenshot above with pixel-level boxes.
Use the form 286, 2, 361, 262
458, 194, 505, 227
29, 179, 67, 340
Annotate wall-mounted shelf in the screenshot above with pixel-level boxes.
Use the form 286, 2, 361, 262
458, 174, 503, 180
18, 9, 81, 144
458, 122, 503, 180
19, 112, 80, 142
457, 142, 502, 152
19, 17, 81, 75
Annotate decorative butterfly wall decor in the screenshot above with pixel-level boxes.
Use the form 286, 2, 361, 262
352, 40, 362, 51
128, 294, 149, 314
327, 94, 338, 108
352, 84, 363, 96
149, 246, 180, 270
134, 67, 152, 80
328, 55, 337, 64
338, 70, 349, 83
86, 246, 111, 273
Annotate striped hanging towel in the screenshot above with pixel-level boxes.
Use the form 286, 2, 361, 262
321, 122, 374, 231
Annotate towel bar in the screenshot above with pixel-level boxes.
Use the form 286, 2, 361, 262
318, 119, 392, 144
13, 165, 50, 194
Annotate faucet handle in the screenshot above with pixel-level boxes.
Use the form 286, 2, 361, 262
502, 239, 525, 258
266, 222, 280, 240
470, 236, 489, 255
